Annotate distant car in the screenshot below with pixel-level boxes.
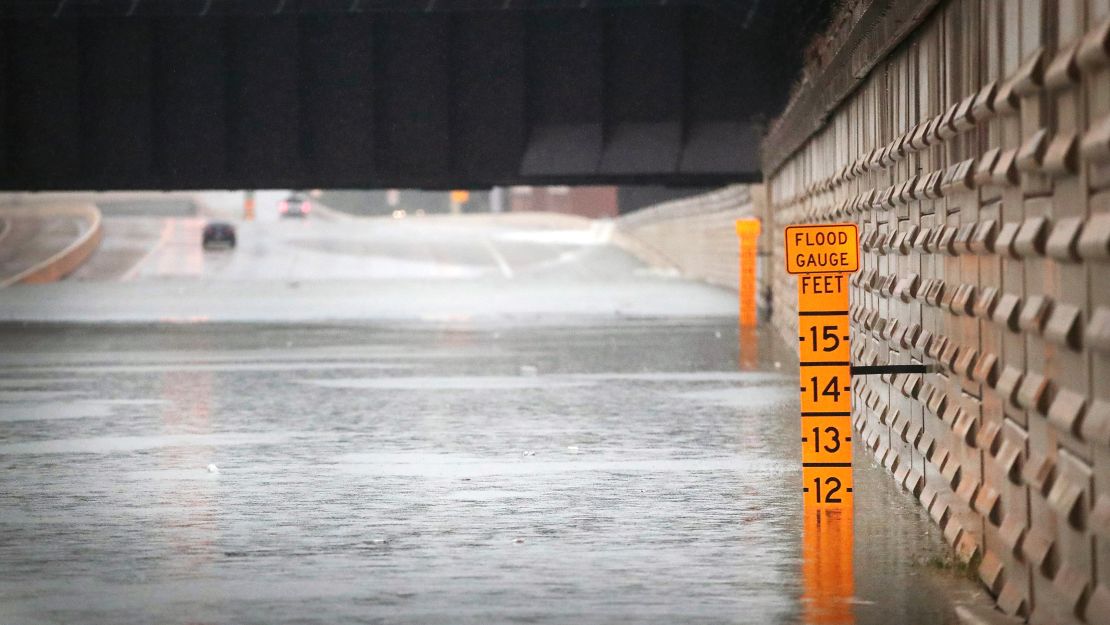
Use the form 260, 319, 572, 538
202, 222, 236, 248
279, 193, 312, 218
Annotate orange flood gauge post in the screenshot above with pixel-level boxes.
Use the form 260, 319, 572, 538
785, 223, 859, 625
785, 223, 859, 507
735, 219, 761, 327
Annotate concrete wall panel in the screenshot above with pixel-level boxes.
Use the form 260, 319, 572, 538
762, 1, 1110, 622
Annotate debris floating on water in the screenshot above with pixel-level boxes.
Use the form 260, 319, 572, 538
207, 463, 220, 474
522, 450, 536, 457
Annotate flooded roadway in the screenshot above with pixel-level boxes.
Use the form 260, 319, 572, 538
0, 198, 987, 623
0, 321, 985, 624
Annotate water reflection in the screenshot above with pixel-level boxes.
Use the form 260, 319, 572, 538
802, 507, 855, 624
158, 370, 218, 572
0, 321, 973, 624
738, 325, 759, 370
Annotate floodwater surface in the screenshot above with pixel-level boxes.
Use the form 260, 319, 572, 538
0, 321, 986, 624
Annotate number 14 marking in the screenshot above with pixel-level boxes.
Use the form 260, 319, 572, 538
801, 375, 842, 403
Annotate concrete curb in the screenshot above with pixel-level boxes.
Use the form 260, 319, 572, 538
954, 605, 1025, 625
0, 204, 103, 288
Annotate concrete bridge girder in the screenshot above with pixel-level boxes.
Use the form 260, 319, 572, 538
0, 1, 831, 191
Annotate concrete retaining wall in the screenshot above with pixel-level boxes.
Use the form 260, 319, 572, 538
763, 1, 1110, 622
0, 203, 102, 287
616, 184, 769, 302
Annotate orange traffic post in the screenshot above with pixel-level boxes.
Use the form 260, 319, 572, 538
449, 189, 470, 215
243, 190, 255, 221
735, 219, 761, 327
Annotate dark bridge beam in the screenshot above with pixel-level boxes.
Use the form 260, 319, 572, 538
0, 1, 832, 191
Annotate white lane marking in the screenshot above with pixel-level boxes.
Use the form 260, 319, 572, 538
481, 238, 514, 278
0, 217, 11, 248
120, 219, 173, 282
493, 219, 614, 245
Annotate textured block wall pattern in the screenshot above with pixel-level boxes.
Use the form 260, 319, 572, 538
615, 185, 767, 300
762, 1, 1110, 622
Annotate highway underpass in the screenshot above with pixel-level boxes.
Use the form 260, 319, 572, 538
6, 0, 1104, 623
0, 195, 991, 625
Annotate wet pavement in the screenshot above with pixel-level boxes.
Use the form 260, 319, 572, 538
0, 320, 987, 625
0, 208, 732, 322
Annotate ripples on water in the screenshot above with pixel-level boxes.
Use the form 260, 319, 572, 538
0, 322, 978, 624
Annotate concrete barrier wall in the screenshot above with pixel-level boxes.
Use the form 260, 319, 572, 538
0, 203, 102, 287
616, 184, 768, 300
763, 1, 1110, 622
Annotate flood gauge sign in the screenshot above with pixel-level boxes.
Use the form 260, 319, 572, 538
785, 224, 859, 275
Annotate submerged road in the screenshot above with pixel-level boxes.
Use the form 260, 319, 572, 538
0, 322, 983, 625
0, 198, 986, 623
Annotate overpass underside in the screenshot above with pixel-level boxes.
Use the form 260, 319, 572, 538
0, 1, 827, 191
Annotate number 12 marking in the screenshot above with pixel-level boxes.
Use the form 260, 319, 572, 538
809, 476, 843, 503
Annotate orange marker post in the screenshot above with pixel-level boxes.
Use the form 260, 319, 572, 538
735, 219, 761, 327
243, 190, 255, 221
785, 223, 858, 509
